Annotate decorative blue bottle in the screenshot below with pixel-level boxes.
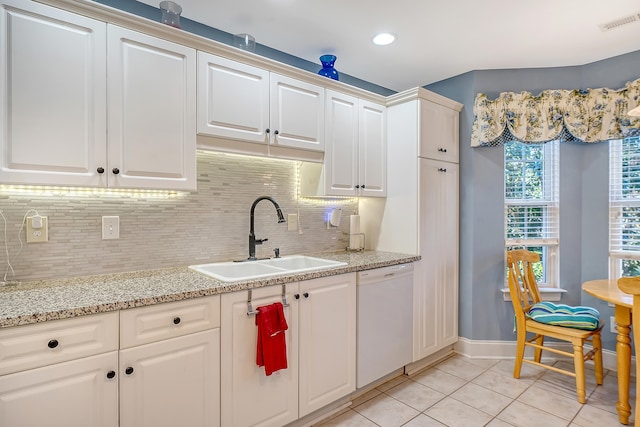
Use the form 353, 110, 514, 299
318, 55, 339, 81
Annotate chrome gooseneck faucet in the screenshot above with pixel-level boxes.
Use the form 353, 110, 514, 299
248, 196, 286, 260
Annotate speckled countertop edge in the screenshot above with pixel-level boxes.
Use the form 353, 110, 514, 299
0, 251, 419, 328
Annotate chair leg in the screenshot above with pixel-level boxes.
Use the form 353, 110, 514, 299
534, 335, 544, 363
514, 329, 526, 379
592, 334, 604, 385
573, 343, 587, 404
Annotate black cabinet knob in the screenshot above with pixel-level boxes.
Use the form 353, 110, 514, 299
361, 184, 366, 189
97, 167, 105, 174
303, 292, 309, 298
294, 294, 300, 299
438, 147, 448, 153
274, 130, 279, 135
112, 168, 120, 175
125, 367, 134, 375
47, 339, 59, 349
438, 168, 447, 172
355, 185, 360, 189
173, 317, 181, 325
106, 370, 116, 379
266, 128, 270, 134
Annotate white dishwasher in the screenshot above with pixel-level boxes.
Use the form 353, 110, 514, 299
357, 263, 413, 388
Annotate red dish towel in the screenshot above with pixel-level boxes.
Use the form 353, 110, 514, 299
255, 302, 289, 376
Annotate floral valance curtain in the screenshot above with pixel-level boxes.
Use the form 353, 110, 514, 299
471, 77, 640, 147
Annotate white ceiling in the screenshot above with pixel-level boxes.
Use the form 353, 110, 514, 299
139, 0, 640, 92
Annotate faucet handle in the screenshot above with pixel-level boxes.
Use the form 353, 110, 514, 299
274, 248, 280, 258
256, 238, 268, 245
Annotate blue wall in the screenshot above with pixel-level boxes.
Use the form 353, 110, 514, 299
97, 0, 395, 96
427, 50, 640, 350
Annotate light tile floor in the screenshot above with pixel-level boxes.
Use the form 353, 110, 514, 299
316, 354, 635, 427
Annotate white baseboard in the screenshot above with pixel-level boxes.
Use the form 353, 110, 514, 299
453, 337, 628, 373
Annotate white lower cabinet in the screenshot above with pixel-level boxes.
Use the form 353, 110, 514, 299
0, 312, 120, 427
221, 273, 356, 427
119, 329, 220, 427
119, 296, 221, 427
0, 351, 118, 427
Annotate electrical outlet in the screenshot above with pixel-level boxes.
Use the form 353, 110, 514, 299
26, 216, 48, 243
610, 316, 618, 334
102, 216, 120, 240
287, 214, 297, 231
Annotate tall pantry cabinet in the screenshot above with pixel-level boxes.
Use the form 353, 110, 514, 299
368, 88, 463, 363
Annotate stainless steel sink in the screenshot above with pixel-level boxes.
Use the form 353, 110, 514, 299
189, 255, 347, 282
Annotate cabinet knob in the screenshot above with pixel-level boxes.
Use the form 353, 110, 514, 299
274, 130, 279, 135
438, 168, 447, 172
265, 128, 270, 134
173, 316, 181, 325
112, 168, 120, 175
438, 147, 448, 153
294, 294, 300, 299
106, 370, 116, 379
303, 292, 309, 298
125, 367, 134, 375
97, 167, 105, 174
47, 339, 59, 349
361, 184, 366, 189
355, 185, 360, 189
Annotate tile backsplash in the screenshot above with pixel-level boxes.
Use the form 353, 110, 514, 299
0, 151, 357, 282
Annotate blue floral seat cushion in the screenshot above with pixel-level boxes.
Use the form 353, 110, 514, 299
527, 302, 601, 331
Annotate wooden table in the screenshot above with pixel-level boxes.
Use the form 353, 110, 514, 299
582, 279, 633, 425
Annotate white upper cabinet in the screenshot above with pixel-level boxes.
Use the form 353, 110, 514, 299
299, 90, 386, 197
197, 53, 269, 144
107, 25, 196, 191
419, 99, 460, 163
0, 0, 107, 187
269, 73, 324, 152
197, 52, 325, 159
358, 100, 387, 197
0, 0, 196, 190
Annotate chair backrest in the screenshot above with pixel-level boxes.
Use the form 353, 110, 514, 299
507, 249, 543, 318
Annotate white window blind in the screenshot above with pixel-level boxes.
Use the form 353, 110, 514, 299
505, 141, 559, 286
609, 137, 640, 277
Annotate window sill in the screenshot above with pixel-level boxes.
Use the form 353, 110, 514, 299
502, 287, 567, 302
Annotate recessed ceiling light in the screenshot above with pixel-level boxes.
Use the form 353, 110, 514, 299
373, 33, 396, 46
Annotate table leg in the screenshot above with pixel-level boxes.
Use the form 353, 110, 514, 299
615, 306, 632, 425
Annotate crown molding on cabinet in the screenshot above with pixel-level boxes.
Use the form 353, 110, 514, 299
386, 87, 463, 111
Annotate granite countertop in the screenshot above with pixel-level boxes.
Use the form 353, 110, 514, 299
0, 250, 419, 328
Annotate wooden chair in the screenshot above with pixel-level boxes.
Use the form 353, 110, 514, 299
617, 276, 640, 427
507, 249, 603, 403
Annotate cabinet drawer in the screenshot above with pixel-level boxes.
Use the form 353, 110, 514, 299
120, 295, 220, 349
0, 312, 119, 376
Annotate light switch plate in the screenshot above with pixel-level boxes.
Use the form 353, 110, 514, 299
287, 214, 297, 231
26, 216, 48, 243
102, 216, 120, 240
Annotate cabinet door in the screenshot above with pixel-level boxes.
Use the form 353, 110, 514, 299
197, 52, 269, 145
298, 273, 356, 417
324, 90, 359, 196
0, 351, 118, 427
419, 99, 459, 163
0, 0, 107, 187
108, 25, 196, 190
221, 285, 298, 427
359, 100, 386, 197
415, 159, 459, 359
270, 74, 324, 152
119, 329, 220, 427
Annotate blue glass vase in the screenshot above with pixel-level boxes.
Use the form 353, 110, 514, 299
318, 55, 339, 81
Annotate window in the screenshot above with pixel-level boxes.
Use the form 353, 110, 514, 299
609, 136, 640, 279
504, 141, 559, 287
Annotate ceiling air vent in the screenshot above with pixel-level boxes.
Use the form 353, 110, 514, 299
598, 13, 640, 31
